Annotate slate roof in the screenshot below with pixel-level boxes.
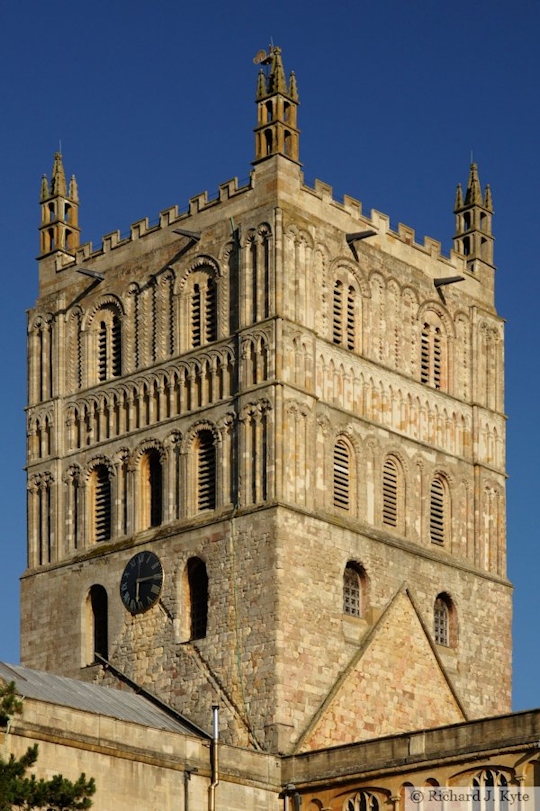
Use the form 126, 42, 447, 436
0, 662, 203, 737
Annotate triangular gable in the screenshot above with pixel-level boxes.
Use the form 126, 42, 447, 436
296, 588, 466, 752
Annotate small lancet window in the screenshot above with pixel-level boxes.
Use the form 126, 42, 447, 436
187, 557, 208, 640
333, 279, 356, 349
96, 311, 122, 382
190, 275, 217, 349
140, 449, 163, 529
434, 595, 450, 645
429, 475, 448, 544
420, 320, 445, 390
343, 563, 364, 618
333, 438, 351, 511
89, 584, 108, 662
333, 280, 343, 344
91, 465, 112, 543
195, 430, 216, 512
382, 457, 398, 528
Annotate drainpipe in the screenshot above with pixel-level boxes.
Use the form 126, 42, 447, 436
283, 784, 302, 811
208, 704, 219, 811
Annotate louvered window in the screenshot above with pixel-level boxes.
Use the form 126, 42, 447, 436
111, 316, 122, 378
420, 321, 445, 390
346, 286, 355, 349
98, 321, 107, 381
429, 476, 446, 544
188, 557, 208, 640
343, 564, 362, 617
333, 439, 350, 510
433, 327, 442, 389
434, 596, 449, 645
333, 280, 356, 349
196, 430, 216, 511
333, 280, 343, 344
191, 276, 217, 348
205, 279, 217, 342
192, 284, 202, 347
420, 323, 430, 383
94, 465, 111, 543
382, 458, 398, 527
97, 313, 121, 382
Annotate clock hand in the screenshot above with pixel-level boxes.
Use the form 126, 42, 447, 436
136, 575, 160, 584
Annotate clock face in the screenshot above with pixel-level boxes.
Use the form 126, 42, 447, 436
120, 551, 163, 615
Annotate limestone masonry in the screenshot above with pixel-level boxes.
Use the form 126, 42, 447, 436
21, 45, 511, 776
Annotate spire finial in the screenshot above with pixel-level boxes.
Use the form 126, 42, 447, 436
484, 183, 493, 213
455, 182, 463, 210
465, 162, 481, 206
267, 45, 287, 94
51, 152, 67, 196
40, 174, 50, 202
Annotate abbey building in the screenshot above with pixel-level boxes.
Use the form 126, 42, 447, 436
6, 47, 538, 809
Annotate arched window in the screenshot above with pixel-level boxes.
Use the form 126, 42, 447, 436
139, 449, 163, 529
333, 437, 351, 510
382, 456, 400, 528
89, 464, 112, 543
472, 769, 508, 811
190, 275, 217, 348
88, 585, 108, 662
187, 557, 208, 640
429, 474, 449, 544
195, 430, 216, 512
343, 563, 365, 618
420, 317, 447, 391
346, 792, 379, 811
96, 311, 122, 382
434, 594, 451, 646
333, 280, 357, 349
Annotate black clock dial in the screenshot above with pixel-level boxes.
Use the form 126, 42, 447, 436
120, 551, 163, 615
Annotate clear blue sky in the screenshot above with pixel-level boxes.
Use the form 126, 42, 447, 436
1, 1, 539, 711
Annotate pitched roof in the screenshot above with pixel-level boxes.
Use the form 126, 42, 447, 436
0, 662, 203, 737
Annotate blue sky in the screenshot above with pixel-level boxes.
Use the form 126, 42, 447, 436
1, 1, 539, 710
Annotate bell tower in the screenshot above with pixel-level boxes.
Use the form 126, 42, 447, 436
21, 50, 511, 757
39, 152, 80, 257
453, 162, 494, 271
253, 45, 300, 164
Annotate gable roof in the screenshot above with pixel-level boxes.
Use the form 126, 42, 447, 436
295, 587, 466, 753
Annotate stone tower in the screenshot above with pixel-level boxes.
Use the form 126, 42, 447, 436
22, 48, 510, 755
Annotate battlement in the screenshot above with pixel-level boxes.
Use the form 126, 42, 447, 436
301, 176, 468, 276
51, 169, 464, 277
41, 158, 490, 311
54, 175, 252, 271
